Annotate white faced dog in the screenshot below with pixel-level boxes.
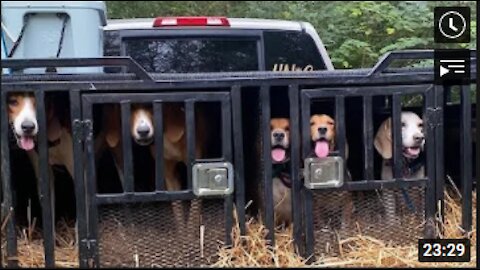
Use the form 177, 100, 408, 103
374, 111, 425, 225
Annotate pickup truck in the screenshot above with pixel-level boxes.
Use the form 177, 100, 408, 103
101, 16, 343, 214
103, 16, 335, 73
1, 3, 476, 268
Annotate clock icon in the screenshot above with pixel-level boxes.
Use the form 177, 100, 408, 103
434, 7, 470, 43
439, 11, 466, 39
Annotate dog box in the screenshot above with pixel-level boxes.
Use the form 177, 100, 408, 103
1, 1, 107, 74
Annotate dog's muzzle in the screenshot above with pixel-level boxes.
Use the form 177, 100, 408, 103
10, 121, 36, 151
135, 136, 154, 146
403, 134, 424, 159
135, 124, 154, 146
403, 146, 421, 159
272, 131, 286, 142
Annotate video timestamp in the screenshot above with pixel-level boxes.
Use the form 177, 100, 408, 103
418, 239, 470, 262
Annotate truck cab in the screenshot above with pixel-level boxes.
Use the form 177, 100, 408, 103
103, 16, 334, 73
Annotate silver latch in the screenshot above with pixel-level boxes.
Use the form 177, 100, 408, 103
303, 156, 344, 189
192, 162, 234, 197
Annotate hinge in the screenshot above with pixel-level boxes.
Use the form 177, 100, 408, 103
427, 107, 443, 129
72, 119, 93, 143
80, 238, 97, 268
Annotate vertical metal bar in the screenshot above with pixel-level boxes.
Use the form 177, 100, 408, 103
257, 34, 266, 71
363, 95, 374, 180
153, 101, 165, 191
222, 97, 232, 162
289, 85, 303, 255
35, 90, 55, 267
231, 86, 246, 236
391, 94, 402, 179
82, 100, 99, 267
300, 92, 313, 260
120, 101, 134, 193
460, 84, 472, 235
304, 190, 314, 262
0, 90, 18, 268
69, 90, 88, 267
335, 96, 346, 163
424, 89, 437, 238
435, 85, 445, 231
301, 93, 311, 159
260, 85, 274, 246
221, 95, 234, 245
444, 86, 452, 103
185, 100, 196, 190
0, 170, 1, 267
224, 195, 234, 246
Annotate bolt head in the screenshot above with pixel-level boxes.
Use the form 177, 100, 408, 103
214, 174, 224, 183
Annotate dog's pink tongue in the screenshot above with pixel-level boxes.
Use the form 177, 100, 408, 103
20, 137, 35, 151
315, 141, 329, 158
272, 148, 286, 162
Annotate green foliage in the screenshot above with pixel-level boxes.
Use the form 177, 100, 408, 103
105, 1, 477, 69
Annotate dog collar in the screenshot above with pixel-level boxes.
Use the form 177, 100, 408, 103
405, 153, 425, 176
278, 172, 292, 189
273, 162, 292, 189
385, 154, 424, 214
385, 152, 425, 177
48, 138, 61, 148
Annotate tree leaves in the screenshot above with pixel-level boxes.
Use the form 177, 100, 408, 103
105, 1, 477, 69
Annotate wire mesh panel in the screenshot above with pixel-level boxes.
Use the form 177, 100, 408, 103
311, 186, 425, 257
97, 199, 225, 267
298, 85, 437, 261
80, 92, 234, 267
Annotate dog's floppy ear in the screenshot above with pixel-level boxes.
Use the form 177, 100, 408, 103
46, 102, 63, 142
104, 104, 121, 148
164, 104, 185, 143
47, 116, 63, 142
374, 117, 392, 159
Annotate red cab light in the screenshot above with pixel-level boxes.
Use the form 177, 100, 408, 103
153, 16, 230, 27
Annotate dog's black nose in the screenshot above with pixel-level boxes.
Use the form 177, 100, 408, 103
414, 134, 424, 142
273, 132, 285, 141
137, 125, 151, 137
21, 120, 36, 134
318, 127, 327, 134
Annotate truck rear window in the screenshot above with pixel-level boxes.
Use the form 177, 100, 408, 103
263, 31, 326, 72
124, 38, 259, 73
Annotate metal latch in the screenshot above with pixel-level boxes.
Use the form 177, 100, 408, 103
192, 162, 234, 197
303, 156, 344, 189
72, 119, 92, 143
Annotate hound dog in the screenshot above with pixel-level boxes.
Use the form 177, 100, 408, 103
102, 103, 206, 190
101, 102, 207, 230
7, 92, 74, 179
309, 114, 353, 231
374, 111, 425, 225
7, 92, 76, 239
270, 118, 292, 227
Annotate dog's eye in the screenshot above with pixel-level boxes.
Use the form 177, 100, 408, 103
418, 123, 423, 128
8, 99, 18, 106
327, 121, 334, 125
310, 121, 314, 126
401, 122, 406, 128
